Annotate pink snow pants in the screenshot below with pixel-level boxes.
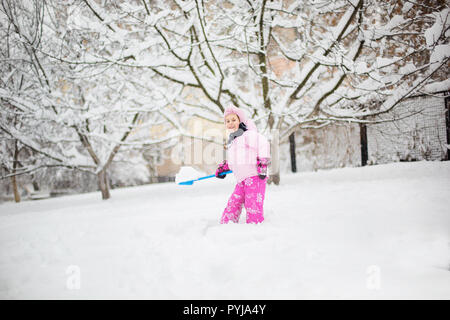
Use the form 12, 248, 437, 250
220, 176, 267, 224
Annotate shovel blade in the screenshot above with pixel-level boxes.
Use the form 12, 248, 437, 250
178, 180, 194, 185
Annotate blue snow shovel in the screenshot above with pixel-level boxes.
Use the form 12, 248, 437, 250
177, 170, 233, 185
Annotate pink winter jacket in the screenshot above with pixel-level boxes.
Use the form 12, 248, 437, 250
224, 106, 271, 183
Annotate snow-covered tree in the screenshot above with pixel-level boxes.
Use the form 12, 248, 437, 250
0, 0, 180, 200
2, 0, 448, 193
82, 0, 448, 183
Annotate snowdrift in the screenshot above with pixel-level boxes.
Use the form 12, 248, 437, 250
0, 161, 449, 299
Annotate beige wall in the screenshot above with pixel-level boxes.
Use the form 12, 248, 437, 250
154, 116, 227, 177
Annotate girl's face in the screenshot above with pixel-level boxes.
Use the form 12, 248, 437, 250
225, 113, 240, 132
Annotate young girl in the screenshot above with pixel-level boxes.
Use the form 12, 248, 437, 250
215, 106, 271, 224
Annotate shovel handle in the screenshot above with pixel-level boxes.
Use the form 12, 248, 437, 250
177, 170, 233, 185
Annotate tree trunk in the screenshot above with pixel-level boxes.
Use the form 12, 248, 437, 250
97, 169, 110, 200
12, 139, 20, 202
32, 180, 40, 191
269, 129, 280, 185
360, 123, 368, 166
11, 175, 20, 203
289, 132, 297, 173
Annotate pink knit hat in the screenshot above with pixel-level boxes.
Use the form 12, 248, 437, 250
224, 106, 257, 131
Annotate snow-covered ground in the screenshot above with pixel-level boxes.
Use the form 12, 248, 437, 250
0, 161, 449, 299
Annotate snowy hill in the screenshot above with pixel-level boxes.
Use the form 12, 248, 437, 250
0, 161, 449, 299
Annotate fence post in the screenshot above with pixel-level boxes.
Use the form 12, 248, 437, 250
360, 123, 368, 166
445, 93, 450, 161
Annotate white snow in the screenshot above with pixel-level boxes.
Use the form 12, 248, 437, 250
430, 44, 450, 64
175, 166, 205, 184
0, 161, 449, 299
424, 8, 450, 47
423, 78, 450, 94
